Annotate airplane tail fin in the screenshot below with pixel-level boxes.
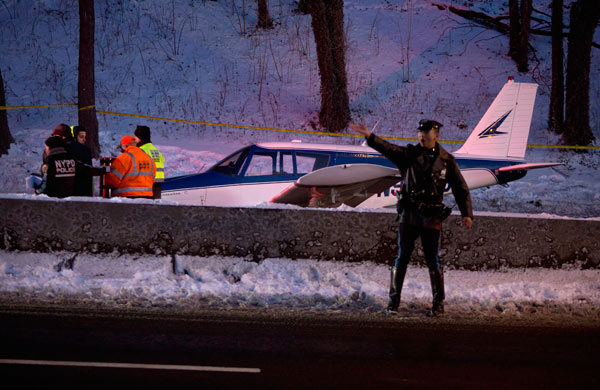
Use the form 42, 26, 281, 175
454, 78, 538, 160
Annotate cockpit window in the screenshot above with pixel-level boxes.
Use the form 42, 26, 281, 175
210, 147, 250, 176
296, 152, 330, 174
245, 150, 293, 176
211, 147, 330, 177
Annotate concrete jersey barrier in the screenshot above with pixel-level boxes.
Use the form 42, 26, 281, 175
0, 197, 598, 270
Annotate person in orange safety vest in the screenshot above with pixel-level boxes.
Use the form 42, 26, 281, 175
104, 136, 156, 198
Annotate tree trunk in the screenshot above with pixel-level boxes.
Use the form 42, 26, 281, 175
78, 0, 100, 158
508, 0, 520, 61
517, 0, 532, 72
548, 0, 564, 133
256, 0, 273, 29
0, 68, 15, 156
297, 0, 309, 15
563, 0, 599, 146
308, 0, 350, 132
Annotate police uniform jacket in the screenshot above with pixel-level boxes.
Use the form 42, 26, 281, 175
44, 146, 80, 198
367, 133, 473, 227
104, 145, 156, 197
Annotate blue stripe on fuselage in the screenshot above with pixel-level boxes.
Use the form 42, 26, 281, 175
163, 147, 524, 192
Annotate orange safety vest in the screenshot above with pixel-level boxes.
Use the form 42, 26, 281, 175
104, 146, 156, 197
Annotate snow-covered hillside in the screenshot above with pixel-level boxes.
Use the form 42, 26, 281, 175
0, 0, 599, 217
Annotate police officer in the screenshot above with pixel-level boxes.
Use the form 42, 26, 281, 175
41, 136, 80, 198
42, 123, 74, 172
350, 120, 473, 316
133, 125, 165, 199
69, 125, 94, 196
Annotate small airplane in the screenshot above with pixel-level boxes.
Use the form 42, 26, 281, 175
162, 77, 564, 208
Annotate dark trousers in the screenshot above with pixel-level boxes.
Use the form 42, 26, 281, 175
152, 183, 162, 199
394, 223, 441, 272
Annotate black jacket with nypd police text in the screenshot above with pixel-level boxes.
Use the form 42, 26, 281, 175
367, 133, 473, 226
44, 147, 81, 198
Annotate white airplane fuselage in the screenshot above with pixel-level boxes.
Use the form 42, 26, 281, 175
162, 142, 528, 208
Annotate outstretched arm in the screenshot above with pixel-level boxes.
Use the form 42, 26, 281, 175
349, 122, 371, 138
351, 122, 408, 167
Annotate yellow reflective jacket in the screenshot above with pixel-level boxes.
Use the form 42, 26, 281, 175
139, 142, 165, 182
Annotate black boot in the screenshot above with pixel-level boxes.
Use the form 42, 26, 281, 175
386, 265, 407, 312
427, 267, 445, 317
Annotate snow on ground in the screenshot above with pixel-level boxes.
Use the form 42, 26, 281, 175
1, 250, 599, 324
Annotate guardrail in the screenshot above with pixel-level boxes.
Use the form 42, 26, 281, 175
1, 197, 598, 270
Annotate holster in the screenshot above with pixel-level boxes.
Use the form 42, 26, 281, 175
440, 206, 452, 221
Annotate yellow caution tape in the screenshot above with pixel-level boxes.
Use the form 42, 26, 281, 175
526, 143, 600, 150
96, 109, 366, 139
1, 104, 597, 150
98, 110, 600, 150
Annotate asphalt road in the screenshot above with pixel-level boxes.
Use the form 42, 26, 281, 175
1, 303, 598, 388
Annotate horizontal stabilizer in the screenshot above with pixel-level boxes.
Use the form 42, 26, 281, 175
497, 162, 565, 172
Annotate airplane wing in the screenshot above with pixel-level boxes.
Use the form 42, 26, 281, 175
271, 164, 400, 208
497, 162, 565, 172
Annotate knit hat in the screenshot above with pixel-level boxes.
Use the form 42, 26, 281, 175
120, 135, 135, 148
45, 136, 65, 149
134, 125, 151, 142
52, 123, 72, 139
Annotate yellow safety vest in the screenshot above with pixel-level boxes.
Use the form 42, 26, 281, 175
140, 143, 165, 182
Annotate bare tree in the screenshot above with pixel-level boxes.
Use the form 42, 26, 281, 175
508, 0, 532, 72
306, 0, 350, 132
296, 0, 309, 14
0, 68, 15, 156
548, 0, 564, 134
508, 0, 521, 61
517, 0, 532, 72
78, 0, 100, 158
563, 0, 600, 146
256, 0, 273, 29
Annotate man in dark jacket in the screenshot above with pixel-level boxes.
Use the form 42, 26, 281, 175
350, 120, 473, 316
70, 125, 94, 196
41, 136, 80, 198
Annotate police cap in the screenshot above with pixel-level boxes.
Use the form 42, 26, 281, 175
418, 119, 443, 132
